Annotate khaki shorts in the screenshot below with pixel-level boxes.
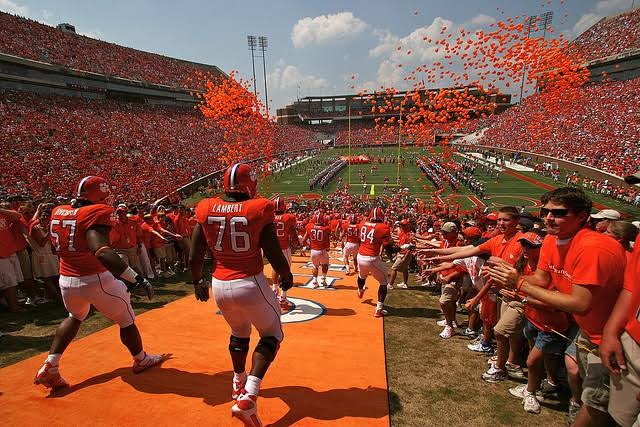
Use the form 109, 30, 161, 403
439, 282, 460, 305
391, 252, 412, 273
0, 254, 23, 290
116, 247, 141, 273
577, 333, 610, 413
152, 246, 166, 259
494, 300, 525, 338
16, 249, 33, 281
609, 332, 640, 427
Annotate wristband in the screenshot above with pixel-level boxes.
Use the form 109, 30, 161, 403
516, 277, 525, 291
93, 245, 112, 257
120, 266, 138, 284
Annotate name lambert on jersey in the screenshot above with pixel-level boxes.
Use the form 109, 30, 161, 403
54, 208, 80, 216
209, 203, 243, 214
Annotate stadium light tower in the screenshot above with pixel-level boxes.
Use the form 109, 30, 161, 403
247, 35, 258, 98
258, 36, 269, 117
518, 11, 553, 103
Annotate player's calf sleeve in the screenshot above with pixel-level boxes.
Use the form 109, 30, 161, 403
378, 283, 388, 303
255, 336, 280, 363
229, 335, 250, 353
357, 277, 366, 290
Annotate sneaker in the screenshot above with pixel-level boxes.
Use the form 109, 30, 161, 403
506, 362, 527, 380
374, 308, 388, 318
461, 328, 478, 339
481, 364, 507, 383
439, 325, 455, 339
436, 319, 457, 328
357, 286, 366, 299
487, 355, 498, 364
232, 393, 262, 427
509, 384, 545, 401
25, 297, 37, 307
523, 391, 541, 414
34, 362, 69, 390
278, 297, 291, 309
470, 335, 483, 346
396, 282, 408, 289
232, 375, 247, 400
133, 352, 165, 374
387, 284, 394, 290
567, 400, 581, 425
320, 279, 327, 287
540, 379, 560, 397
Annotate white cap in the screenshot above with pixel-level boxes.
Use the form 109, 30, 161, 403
632, 221, 640, 230
590, 209, 621, 220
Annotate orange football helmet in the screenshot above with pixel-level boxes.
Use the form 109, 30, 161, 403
223, 163, 257, 198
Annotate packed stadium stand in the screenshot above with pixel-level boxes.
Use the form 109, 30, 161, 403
0, 90, 317, 202
570, 8, 640, 63
0, 12, 224, 88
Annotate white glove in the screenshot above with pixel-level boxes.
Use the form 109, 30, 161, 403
400, 244, 412, 250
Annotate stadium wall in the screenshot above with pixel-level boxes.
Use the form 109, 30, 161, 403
586, 49, 640, 82
0, 53, 202, 107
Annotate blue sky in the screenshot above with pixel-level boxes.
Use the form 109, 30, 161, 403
1, 0, 636, 112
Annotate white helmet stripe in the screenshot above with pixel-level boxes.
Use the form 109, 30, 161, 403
77, 176, 92, 197
229, 163, 241, 189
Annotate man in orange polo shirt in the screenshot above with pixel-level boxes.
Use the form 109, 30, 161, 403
485, 187, 626, 426
0, 206, 25, 311
110, 204, 141, 274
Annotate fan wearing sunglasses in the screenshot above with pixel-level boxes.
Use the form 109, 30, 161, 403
484, 187, 626, 427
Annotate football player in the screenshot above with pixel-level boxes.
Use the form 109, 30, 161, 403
357, 207, 403, 318
272, 196, 298, 308
34, 176, 163, 391
302, 212, 331, 288
341, 214, 360, 275
190, 163, 294, 427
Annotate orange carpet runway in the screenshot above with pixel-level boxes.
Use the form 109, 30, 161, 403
0, 254, 389, 426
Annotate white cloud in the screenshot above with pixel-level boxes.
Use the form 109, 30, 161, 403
291, 11, 368, 48
572, 13, 602, 37
595, 0, 632, 13
0, 0, 29, 16
268, 63, 328, 90
464, 14, 496, 28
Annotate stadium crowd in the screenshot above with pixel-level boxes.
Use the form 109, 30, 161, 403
0, 90, 317, 203
0, 12, 217, 88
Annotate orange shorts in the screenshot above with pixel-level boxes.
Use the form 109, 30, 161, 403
480, 295, 498, 326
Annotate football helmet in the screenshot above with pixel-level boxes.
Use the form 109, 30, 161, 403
369, 207, 385, 222
273, 196, 286, 212
348, 214, 358, 224
77, 176, 112, 205
223, 163, 257, 198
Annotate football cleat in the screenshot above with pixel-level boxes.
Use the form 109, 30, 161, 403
320, 278, 327, 287
311, 281, 319, 289
133, 352, 165, 374
357, 286, 366, 299
34, 362, 69, 390
279, 297, 292, 309
374, 308, 388, 318
232, 377, 247, 400
232, 393, 262, 427
223, 163, 257, 198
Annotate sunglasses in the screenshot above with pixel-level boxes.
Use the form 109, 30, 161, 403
539, 207, 570, 217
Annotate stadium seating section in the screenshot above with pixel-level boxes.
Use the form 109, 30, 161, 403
0, 91, 317, 201
570, 8, 640, 63
0, 12, 216, 88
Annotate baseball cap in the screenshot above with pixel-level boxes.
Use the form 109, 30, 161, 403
590, 209, 621, 220
519, 217, 534, 229
441, 222, 458, 233
116, 203, 128, 212
462, 226, 482, 240
632, 221, 640, 230
486, 212, 498, 221
400, 219, 409, 226
463, 219, 477, 226
625, 171, 640, 185
518, 232, 544, 248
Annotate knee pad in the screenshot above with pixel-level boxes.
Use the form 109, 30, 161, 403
229, 335, 250, 353
255, 336, 280, 362
357, 277, 366, 289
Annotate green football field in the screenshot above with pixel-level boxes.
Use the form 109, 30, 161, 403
259, 146, 640, 218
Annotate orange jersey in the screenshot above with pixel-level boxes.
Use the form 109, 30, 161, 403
305, 223, 331, 250
537, 228, 626, 345
195, 197, 274, 280
625, 235, 640, 343
343, 222, 360, 244
357, 221, 391, 256
110, 218, 138, 249
274, 213, 296, 250
50, 204, 113, 277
